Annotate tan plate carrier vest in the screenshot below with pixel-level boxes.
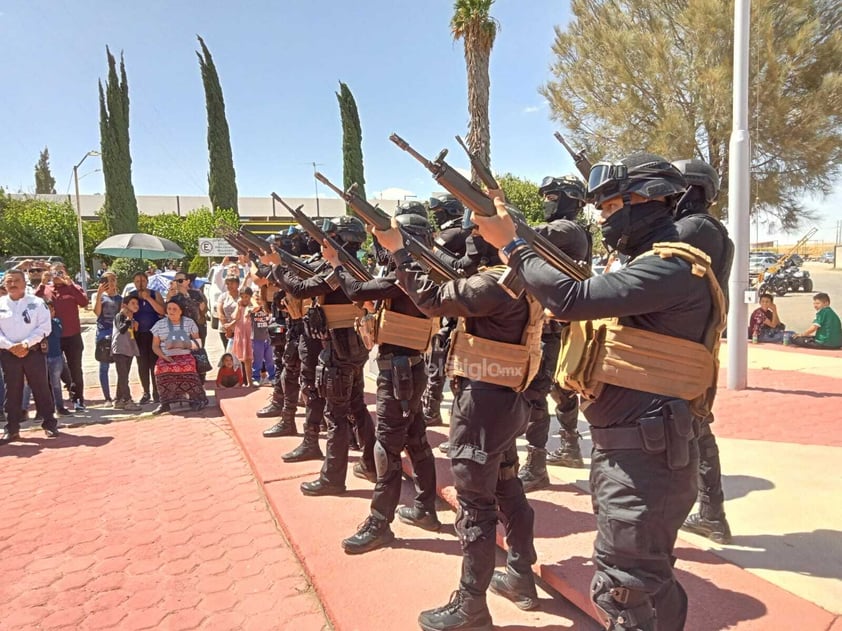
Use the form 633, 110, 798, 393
321, 303, 364, 330
284, 296, 309, 320
556, 243, 726, 419
445, 267, 546, 392
356, 300, 437, 353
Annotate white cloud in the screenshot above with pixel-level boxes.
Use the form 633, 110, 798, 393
522, 102, 547, 114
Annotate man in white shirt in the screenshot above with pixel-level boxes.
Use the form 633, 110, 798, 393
0, 270, 59, 442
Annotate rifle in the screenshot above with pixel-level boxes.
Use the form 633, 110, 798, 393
314, 172, 462, 283
270, 192, 373, 282
393, 133, 591, 283
553, 131, 592, 181
219, 229, 319, 279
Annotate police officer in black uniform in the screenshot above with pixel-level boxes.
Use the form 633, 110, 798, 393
323, 213, 441, 554
476, 153, 716, 631
263, 245, 329, 462
282, 216, 377, 495
422, 194, 470, 427
374, 222, 540, 631
519, 176, 591, 492
673, 158, 734, 544
258, 281, 294, 434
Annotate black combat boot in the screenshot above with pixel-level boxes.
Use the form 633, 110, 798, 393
282, 426, 324, 463
546, 430, 585, 468
262, 412, 297, 438
397, 506, 442, 532
255, 401, 284, 418
352, 461, 377, 483
682, 511, 732, 544
489, 567, 538, 611
418, 590, 493, 631
300, 477, 345, 497
518, 445, 550, 493
341, 513, 395, 554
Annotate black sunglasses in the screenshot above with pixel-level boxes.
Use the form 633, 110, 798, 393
175, 278, 188, 283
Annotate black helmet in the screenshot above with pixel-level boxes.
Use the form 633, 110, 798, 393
396, 200, 427, 218
588, 152, 686, 209
322, 215, 366, 246
538, 175, 587, 221
594, 152, 685, 256
395, 213, 433, 247
672, 159, 720, 204
429, 194, 464, 227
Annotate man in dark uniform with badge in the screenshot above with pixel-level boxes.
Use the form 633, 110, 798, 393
281, 216, 377, 495
519, 175, 591, 492
475, 153, 724, 631
324, 213, 441, 554
672, 158, 734, 544
0, 270, 59, 443
374, 220, 544, 631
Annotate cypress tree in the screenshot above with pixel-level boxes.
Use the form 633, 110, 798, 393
34, 147, 57, 194
197, 36, 238, 216
98, 47, 139, 235
336, 82, 366, 213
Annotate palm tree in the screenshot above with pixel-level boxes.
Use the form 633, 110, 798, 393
451, 0, 499, 184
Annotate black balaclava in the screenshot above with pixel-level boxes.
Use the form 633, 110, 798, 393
601, 200, 675, 258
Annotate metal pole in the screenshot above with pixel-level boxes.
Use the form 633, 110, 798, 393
727, 0, 751, 390
313, 161, 321, 217
73, 164, 88, 294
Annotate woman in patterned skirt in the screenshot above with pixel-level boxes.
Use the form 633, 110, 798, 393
151, 299, 208, 414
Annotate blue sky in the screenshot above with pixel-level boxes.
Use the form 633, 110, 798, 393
1, 0, 839, 244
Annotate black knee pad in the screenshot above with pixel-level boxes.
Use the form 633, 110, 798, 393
454, 506, 497, 550
590, 571, 656, 630
374, 440, 401, 476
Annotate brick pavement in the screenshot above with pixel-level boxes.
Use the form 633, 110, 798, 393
0, 415, 330, 631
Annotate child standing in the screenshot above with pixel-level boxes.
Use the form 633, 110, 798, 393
111, 294, 142, 410
45, 301, 72, 416
250, 298, 275, 387
231, 287, 254, 387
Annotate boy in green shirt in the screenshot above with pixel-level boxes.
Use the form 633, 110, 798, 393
791, 293, 842, 350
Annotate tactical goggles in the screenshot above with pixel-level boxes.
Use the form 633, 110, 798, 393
539, 176, 585, 199
587, 162, 628, 200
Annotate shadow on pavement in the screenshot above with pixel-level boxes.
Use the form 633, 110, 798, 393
684, 529, 842, 579
721, 474, 776, 501
746, 386, 842, 398
0, 432, 114, 458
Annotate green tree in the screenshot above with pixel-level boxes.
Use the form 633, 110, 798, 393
451, 0, 499, 183
197, 36, 239, 216
99, 47, 139, 235
139, 207, 239, 261
336, 81, 366, 213
34, 147, 56, 194
496, 173, 543, 224
542, 0, 842, 230
0, 196, 82, 273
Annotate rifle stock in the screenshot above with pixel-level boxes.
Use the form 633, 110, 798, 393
392, 132, 591, 282
314, 172, 462, 283
553, 132, 592, 180
271, 192, 373, 282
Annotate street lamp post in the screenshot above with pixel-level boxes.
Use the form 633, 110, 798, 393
73, 150, 100, 293
312, 161, 324, 217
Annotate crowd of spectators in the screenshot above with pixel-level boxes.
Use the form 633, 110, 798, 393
0, 256, 271, 441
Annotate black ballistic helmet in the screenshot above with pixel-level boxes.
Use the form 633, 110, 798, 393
395, 213, 433, 247
588, 152, 687, 209
429, 194, 464, 226
672, 159, 720, 204
322, 215, 366, 246
538, 175, 587, 221
395, 200, 427, 218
